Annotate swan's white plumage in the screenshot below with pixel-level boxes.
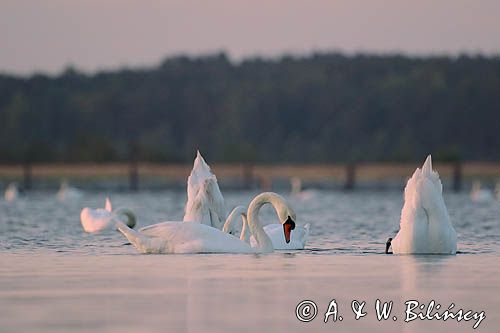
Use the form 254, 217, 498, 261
117, 192, 293, 254
290, 177, 317, 201
222, 205, 249, 241
183, 151, 226, 229
470, 181, 494, 202
4, 183, 19, 202
105, 197, 112, 211
80, 198, 136, 233
223, 204, 309, 250
57, 181, 83, 201
391, 155, 457, 254
250, 223, 310, 250
126, 221, 255, 254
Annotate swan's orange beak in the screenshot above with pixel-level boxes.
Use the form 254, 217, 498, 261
283, 217, 296, 244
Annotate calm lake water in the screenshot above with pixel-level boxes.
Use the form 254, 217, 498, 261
1, 190, 499, 332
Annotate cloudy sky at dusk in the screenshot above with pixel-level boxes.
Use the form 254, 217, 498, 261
2, 0, 500, 75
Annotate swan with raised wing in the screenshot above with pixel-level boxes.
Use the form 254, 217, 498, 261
116, 192, 296, 254
386, 155, 457, 254
80, 197, 136, 233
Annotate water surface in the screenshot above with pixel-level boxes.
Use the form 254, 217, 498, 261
1, 190, 499, 332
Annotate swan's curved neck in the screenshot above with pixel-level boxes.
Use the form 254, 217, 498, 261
114, 207, 137, 229
247, 192, 289, 253
222, 206, 247, 236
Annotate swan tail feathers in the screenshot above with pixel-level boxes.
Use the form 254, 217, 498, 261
422, 154, 433, 176
116, 221, 166, 254
105, 197, 112, 212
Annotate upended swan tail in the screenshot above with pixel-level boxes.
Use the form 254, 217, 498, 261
114, 207, 137, 229
115, 221, 166, 254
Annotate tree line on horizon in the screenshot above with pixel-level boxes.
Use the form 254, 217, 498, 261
0, 52, 499, 164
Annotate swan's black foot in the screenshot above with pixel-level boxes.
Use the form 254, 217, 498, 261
385, 237, 393, 254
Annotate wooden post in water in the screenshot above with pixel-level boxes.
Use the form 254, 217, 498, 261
344, 163, 356, 190
128, 141, 139, 191
259, 176, 272, 191
23, 162, 32, 190
452, 161, 462, 192
242, 164, 254, 189
129, 161, 139, 191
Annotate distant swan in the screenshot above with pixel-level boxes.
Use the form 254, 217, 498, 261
80, 197, 136, 233
4, 182, 19, 202
223, 205, 310, 250
57, 180, 83, 201
470, 181, 494, 202
183, 150, 226, 229
116, 192, 296, 254
290, 177, 317, 201
387, 155, 457, 254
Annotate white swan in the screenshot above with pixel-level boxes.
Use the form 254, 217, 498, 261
183, 151, 226, 229
250, 223, 310, 250
290, 177, 316, 201
222, 205, 250, 242
57, 180, 83, 201
222, 204, 310, 250
80, 197, 136, 233
470, 181, 494, 202
388, 155, 457, 254
116, 192, 296, 254
4, 182, 19, 202
223, 204, 310, 250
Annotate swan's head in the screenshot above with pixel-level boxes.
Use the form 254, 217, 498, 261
223, 205, 247, 236
385, 237, 393, 254
283, 216, 296, 243
274, 195, 296, 244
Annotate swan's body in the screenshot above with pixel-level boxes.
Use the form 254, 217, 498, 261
223, 205, 309, 250
80, 198, 136, 233
4, 183, 19, 202
183, 151, 226, 229
57, 181, 83, 201
391, 155, 457, 254
470, 181, 494, 202
117, 192, 296, 254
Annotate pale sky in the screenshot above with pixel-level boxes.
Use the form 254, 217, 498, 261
1, 0, 500, 75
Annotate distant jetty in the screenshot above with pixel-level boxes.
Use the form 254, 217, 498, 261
0, 162, 498, 192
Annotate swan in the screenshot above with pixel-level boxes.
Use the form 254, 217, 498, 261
80, 197, 136, 233
470, 181, 494, 202
222, 204, 310, 250
183, 150, 226, 229
250, 223, 310, 250
57, 180, 83, 201
4, 182, 19, 202
223, 204, 310, 250
116, 192, 296, 254
290, 177, 316, 201
387, 155, 457, 254
222, 205, 250, 242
